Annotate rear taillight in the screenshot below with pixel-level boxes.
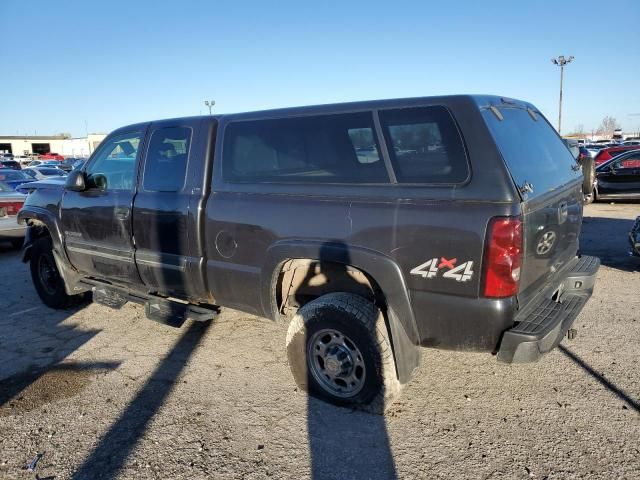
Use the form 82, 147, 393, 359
483, 216, 522, 298
0, 201, 24, 216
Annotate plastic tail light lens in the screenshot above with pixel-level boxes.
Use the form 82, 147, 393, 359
483, 216, 522, 298
0, 201, 24, 216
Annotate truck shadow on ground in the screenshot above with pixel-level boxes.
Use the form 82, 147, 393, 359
559, 345, 639, 413
71, 320, 211, 480
580, 215, 638, 272
304, 242, 397, 480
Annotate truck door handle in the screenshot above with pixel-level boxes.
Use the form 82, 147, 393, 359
115, 208, 130, 221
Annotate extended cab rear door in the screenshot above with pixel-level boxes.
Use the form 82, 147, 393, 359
132, 119, 203, 296
481, 100, 584, 308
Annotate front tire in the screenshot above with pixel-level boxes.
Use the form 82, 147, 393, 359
286, 292, 400, 413
30, 236, 83, 309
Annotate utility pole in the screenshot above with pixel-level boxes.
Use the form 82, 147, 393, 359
551, 55, 574, 135
204, 100, 215, 115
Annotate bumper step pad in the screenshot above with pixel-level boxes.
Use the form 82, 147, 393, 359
498, 255, 600, 363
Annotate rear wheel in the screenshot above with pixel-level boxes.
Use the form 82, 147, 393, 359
30, 236, 84, 309
286, 292, 400, 413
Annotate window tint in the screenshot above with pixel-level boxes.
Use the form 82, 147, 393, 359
143, 127, 192, 191
379, 106, 468, 183
482, 106, 582, 198
223, 112, 389, 183
86, 132, 142, 191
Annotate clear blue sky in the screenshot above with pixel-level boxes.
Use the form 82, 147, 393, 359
2, 0, 639, 137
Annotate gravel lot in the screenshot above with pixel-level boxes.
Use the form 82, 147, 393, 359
0, 202, 638, 480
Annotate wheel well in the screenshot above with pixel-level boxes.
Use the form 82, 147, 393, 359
275, 259, 385, 317
21, 219, 51, 262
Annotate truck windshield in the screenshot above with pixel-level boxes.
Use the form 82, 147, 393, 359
482, 105, 581, 198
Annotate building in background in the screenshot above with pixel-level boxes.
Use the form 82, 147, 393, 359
0, 134, 107, 157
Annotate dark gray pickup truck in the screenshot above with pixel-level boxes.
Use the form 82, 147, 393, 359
18, 95, 599, 411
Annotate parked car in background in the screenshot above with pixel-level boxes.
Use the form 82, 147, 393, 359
593, 150, 640, 201
578, 146, 592, 162
584, 144, 607, 157
39, 152, 64, 161
0, 181, 26, 248
14, 155, 31, 165
28, 160, 61, 168
71, 158, 87, 171
0, 160, 22, 170
0, 169, 35, 190
58, 157, 85, 172
23, 166, 67, 180
594, 145, 640, 165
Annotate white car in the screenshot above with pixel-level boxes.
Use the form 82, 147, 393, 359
0, 181, 26, 248
23, 166, 67, 180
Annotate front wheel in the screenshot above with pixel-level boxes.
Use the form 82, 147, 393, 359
30, 236, 84, 309
286, 292, 400, 412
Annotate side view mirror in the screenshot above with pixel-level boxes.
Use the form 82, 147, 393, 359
91, 173, 108, 190
65, 170, 86, 191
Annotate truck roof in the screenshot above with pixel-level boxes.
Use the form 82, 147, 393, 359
111, 94, 536, 135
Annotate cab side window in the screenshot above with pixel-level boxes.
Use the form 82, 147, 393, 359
143, 127, 192, 192
379, 106, 469, 184
85, 132, 142, 191
222, 112, 389, 184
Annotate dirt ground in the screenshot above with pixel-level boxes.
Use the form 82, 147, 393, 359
0, 202, 638, 480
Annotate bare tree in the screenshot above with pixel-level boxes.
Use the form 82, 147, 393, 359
566, 124, 585, 137
596, 116, 621, 136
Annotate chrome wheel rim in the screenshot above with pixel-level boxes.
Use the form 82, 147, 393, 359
307, 328, 366, 398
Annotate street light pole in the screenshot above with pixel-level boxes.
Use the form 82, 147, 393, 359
204, 100, 215, 115
551, 55, 574, 135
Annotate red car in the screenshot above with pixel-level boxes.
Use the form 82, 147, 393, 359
39, 152, 64, 161
594, 145, 640, 165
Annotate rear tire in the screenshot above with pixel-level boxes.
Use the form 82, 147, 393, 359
30, 236, 83, 309
286, 292, 400, 413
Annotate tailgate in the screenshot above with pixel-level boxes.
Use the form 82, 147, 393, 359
480, 99, 584, 308
518, 182, 583, 305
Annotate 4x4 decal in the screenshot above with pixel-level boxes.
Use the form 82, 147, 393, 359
410, 257, 474, 282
